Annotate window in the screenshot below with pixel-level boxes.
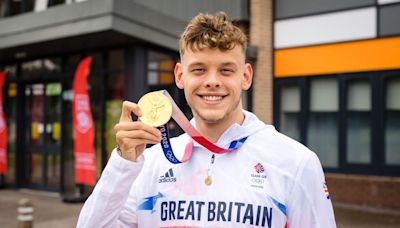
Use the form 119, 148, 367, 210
275, 71, 400, 175
65, 55, 81, 74
147, 51, 175, 86
385, 78, 400, 165
108, 49, 124, 71
280, 83, 301, 141
4, 82, 17, 184
86, 53, 104, 177
105, 49, 124, 159
308, 78, 338, 167
21, 58, 61, 80
107, 49, 124, 99
1, 65, 17, 80
346, 79, 371, 164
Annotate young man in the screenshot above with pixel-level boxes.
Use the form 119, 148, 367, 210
77, 12, 336, 227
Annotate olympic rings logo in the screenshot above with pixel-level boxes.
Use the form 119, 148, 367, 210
251, 178, 264, 184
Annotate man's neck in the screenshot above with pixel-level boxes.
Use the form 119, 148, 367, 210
194, 112, 245, 143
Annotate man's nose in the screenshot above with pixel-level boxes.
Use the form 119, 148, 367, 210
205, 72, 221, 88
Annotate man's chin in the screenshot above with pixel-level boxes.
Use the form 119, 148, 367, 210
192, 108, 226, 124
199, 114, 223, 124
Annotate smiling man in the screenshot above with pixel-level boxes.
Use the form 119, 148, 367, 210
77, 12, 336, 228
175, 41, 252, 142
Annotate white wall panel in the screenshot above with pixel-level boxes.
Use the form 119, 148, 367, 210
274, 7, 377, 49
378, 0, 400, 5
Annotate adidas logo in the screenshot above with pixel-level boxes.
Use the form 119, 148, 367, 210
158, 168, 177, 183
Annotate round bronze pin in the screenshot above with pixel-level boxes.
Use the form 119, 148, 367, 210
204, 176, 212, 186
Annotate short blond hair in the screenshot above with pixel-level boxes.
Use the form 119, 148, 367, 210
179, 12, 247, 57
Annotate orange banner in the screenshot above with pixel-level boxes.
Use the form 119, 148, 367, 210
274, 36, 400, 77
0, 72, 7, 175
73, 57, 96, 185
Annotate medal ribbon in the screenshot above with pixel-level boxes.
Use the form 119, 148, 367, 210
158, 90, 248, 164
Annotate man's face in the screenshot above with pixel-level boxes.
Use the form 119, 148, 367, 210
174, 45, 253, 125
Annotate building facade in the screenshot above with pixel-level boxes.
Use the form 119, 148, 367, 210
0, 0, 249, 196
272, 0, 400, 210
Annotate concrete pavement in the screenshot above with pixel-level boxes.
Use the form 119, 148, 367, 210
0, 189, 82, 228
1, 189, 400, 227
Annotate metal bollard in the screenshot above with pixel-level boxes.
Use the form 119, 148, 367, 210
17, 198, 34, 228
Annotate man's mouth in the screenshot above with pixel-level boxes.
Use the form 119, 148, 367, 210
202, 95, 223, 101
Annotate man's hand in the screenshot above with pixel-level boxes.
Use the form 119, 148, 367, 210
114, 101, 162, 161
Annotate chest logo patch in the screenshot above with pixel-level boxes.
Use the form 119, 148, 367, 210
159, 168, 177, 183
250, 163, 267, 189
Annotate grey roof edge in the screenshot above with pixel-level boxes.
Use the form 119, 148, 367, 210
113, 0, 186, 38
0, 0, 187, 51
111, 0, 187, 50
0, 0, 115, 49
0, 0, 113, 38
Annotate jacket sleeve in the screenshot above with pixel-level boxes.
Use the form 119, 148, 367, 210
76, 149, 144, 228
286, 152, 337, 228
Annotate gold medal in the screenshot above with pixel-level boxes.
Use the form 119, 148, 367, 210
138, 91, 173, 127
204, 176, 212, 186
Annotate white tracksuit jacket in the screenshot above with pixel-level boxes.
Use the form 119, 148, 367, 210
77, 111, 336, 228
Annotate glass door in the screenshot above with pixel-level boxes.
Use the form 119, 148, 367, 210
24, 82, 62, 190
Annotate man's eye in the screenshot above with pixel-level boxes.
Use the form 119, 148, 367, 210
192, 68, 205, 73
221, 69, 234, 74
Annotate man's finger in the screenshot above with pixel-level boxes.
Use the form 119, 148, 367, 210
114, 122, 161, 137
116, 130, 161, 144
120, 101, 142, 122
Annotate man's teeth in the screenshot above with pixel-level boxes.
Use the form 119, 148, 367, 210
203, 96, 222, 101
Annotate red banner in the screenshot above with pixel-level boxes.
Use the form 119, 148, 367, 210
73, 57, 96, 186
0, 72, 7, 175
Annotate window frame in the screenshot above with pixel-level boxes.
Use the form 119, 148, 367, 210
307, 76, 339, 169
380, 71, 400, 175
274, 76, 308, 145
274, 70, 400, 176
339, 73, 375, 173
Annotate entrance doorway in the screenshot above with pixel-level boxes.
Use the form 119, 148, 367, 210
23, 82, 62, 191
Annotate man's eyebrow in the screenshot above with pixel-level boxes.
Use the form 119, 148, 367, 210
188, 62, 205, 67
187, 61, 238, 68
220, 62, 238, 67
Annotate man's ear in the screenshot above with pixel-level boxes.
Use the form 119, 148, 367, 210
242, 63, 253, 90
174, 62, 184, 89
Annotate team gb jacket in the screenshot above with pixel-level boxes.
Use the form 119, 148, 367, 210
77, 111, 336, 228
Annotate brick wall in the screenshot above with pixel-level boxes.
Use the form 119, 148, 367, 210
249, 0, 273, 124
327, 173, 400, 210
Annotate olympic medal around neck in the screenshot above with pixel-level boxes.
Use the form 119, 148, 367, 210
137, 91, 214, 186
137, 91, 173, 127
137, 90, 248, 187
